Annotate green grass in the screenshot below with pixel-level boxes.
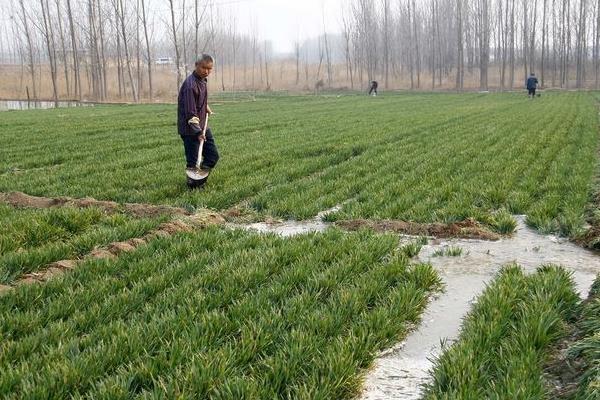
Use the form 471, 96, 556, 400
422, 265, 580, 399
0, 228, 441, 399
0, 205, 166, 285
432, 246, 464, 257
0, 92, 597, 235
564, 274, 600, 400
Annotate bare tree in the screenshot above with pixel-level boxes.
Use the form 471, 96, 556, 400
40, 0, 59, 105
412, 0, 421, 88
509, 0, 516, 88
140, 0, 153, 100
168, 0, 182, 90
383, 0, 391, 89
96, 0, 107, 99
113, 0, 124, 98
541, 0, 548, 86
18, 0, 37, 100
136, 0, 142, 98
595, 0, 600, 87
87, 0, 101, 99
54, 0, 70, 97
477, 0, 490, 90
182, 0, 188, 76
342, 13, 355, 89
264, 40, 270, 90
64, 0, 81, 99
456, 0, 464, 90
322, 16, 333, 87
576, 0, 587, 87
294, 41, 301, 86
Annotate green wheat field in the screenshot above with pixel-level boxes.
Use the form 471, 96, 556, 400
0, 92, 598, 399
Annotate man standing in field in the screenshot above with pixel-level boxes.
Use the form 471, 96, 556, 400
526, 73, 539, 99
178, 54, 219, 189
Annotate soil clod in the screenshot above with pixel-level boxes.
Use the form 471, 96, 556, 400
89, 249, 117, 260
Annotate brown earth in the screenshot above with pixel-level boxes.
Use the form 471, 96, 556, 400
574, 225, 600, 250
0, 191, 191, 218
336, 218, 501, 241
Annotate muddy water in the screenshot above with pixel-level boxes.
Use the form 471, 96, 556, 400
229, 205, 341, 237
236, 219, 330, 237
360, 215, 599, 400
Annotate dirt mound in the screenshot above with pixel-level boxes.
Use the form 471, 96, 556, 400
106, 241, 137, 255
188, 210, 226, 226
0, 191, 190, 218
89, 249, 117, 260
75, 197, 119, 212
336, 218, 500, 240
127, 238, 147, 247
0, 192, 64, 208
124, 203, 190, 218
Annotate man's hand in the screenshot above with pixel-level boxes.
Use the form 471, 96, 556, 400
198, 133, 206, 142
188, 116, 202, 134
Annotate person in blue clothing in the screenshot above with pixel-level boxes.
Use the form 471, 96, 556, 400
177, 54, 219, 189
526, 73, 539, 99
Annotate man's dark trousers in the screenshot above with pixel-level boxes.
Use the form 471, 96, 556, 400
528, 88, 536, 97
181, 128, 219, 169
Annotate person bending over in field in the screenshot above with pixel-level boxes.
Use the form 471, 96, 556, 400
526, 73, 539, 99
177, 54, 219, 189
368, 80, 378, 96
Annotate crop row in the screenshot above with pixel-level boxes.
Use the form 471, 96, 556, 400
422, 265, 580, 399
0, 92, 596, 236
0, 228, 441, 399
561, 275, 600, 399
0, 205, 165, 285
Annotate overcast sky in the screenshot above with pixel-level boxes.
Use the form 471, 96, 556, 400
0, 0, 347, 56
222, 0, 346, 53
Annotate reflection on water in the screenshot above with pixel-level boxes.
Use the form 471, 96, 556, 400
0, 100, 93, 111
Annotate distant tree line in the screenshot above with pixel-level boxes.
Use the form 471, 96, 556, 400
343, 0, 600, 91
1, 0, 600, 102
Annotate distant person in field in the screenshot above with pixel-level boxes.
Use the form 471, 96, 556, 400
526, 73, 539, 99
178, 54, 219, 189
368, 80, 378, 96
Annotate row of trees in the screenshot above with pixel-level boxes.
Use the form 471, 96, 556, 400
1, 0, 277, 103
344, 0, 600, 91
1, 0, 600, 103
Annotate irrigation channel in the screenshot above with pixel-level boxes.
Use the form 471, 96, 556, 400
232, 213, 600, 399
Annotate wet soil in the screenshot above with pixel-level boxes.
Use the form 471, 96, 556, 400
337, 218, 500, 240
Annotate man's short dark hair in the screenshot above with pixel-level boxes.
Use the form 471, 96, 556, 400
196, 54, 215, 65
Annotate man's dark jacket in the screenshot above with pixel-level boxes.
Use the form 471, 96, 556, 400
526, 76, 539, 90
178, 72, 208, 136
